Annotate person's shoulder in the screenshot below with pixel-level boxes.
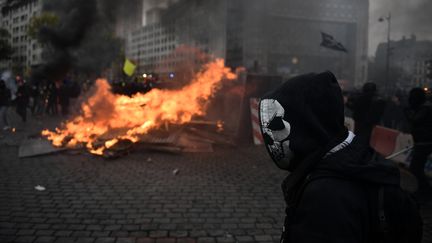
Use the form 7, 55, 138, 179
301, 176, 367, 207
424, 101, 432, 108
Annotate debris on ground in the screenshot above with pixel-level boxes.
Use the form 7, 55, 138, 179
21, 120, 236, 159
19, 138, 67, 158
34, 185, 46, 191
172, 168, 180, 176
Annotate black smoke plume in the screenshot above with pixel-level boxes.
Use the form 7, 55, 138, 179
31, 0, 135, 83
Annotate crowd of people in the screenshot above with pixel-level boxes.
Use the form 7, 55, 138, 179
344, 82, 432, 193
0, 76, 83, 130
0, 75, 157, 131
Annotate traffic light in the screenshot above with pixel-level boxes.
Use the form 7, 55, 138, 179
426, 59, 432, 79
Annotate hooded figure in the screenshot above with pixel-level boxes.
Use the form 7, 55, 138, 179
259, 72, 421, 243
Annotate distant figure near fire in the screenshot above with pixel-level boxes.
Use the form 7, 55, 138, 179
15, 77, 29, 123
0, 79, 11, 129
259, 72, 421, 243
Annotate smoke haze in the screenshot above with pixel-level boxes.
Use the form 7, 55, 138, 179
32, 0, 140, 82
369, 0, 432, 56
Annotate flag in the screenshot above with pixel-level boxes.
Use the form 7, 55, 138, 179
320, 32, 348, 53
123, 59, 136, 77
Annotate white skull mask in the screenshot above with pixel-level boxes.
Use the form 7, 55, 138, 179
259, 99, 294, 170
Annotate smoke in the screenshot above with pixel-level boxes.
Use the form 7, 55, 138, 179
369, 0, 432, 56
32, 0, 140, 83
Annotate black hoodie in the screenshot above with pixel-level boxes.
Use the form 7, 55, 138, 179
282, 138, 405, 243
259, 72, 411, 243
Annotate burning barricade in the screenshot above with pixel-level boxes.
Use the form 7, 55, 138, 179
40, 59, 238, 158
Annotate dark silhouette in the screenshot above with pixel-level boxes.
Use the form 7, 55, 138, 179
15, 79, 30, 122
382, 94, 408, 131
259, 72, 422, 243
405, 88, 432, 194
58, 80, 70, 116
30, 84, 45, 116
46, 82, 58, 115
346, 82, 386, 143
0, 79, 11, 129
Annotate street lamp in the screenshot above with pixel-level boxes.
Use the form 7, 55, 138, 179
379, 13, 392, 94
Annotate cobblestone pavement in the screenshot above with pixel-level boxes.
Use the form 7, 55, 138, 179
0, 118, 431, 243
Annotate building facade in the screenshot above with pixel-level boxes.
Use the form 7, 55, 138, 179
126, 0, 226, 80
114, 0, 144, 39
0, 0, 43, 73
375, 35, 432, 90
126, 22, 177, 76
126, 0, 369, 87
226, 0, 369, 88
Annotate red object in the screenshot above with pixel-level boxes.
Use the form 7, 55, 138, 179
370, 126, 400, 157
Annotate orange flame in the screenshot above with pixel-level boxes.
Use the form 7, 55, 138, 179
42, 59, 237, 155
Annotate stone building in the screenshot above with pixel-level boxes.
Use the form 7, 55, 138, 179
125, 0, 369, 87
375, 35, 432, 89
0, 0, 43, 73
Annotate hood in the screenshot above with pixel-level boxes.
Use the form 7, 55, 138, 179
259, 71, 402, 205
316, 136, 400, 185
259, 71, 347, 171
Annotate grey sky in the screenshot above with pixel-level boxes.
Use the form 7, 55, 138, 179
369, 0, 432, 56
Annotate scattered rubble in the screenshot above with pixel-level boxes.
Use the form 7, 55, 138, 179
19, 120, 236, 159
34, 185, 46, 191
19, 138, 67, 158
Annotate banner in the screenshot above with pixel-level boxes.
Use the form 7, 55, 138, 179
123, 59, 136, 77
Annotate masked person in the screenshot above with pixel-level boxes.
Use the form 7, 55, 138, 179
259, 72, 422, 243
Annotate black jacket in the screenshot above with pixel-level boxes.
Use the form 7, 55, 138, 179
258, 72, 421, 243
347, 93, 386, 126
405, 101, 432, 143
0, 85, 11, 106
282, 137, 420, 243
286, 176, 370, 242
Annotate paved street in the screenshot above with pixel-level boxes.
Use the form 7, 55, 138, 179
0, 116, 431, 243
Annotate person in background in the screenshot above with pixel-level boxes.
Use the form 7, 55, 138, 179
30, 84, 41, 116
346, 82, 386, 143
0, 79, 11, 130
405, 88, 432, 194
58, 79, 70, 116
15, 78, 29, 122
382, 93, 407, 131
46, 82, 58, 115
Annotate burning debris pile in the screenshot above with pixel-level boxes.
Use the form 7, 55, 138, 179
41, 59, 237, 158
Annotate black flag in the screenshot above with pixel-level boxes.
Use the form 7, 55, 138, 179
320, 32, 348, 53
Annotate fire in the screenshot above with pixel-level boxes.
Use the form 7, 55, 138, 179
42, 59, 237, 155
